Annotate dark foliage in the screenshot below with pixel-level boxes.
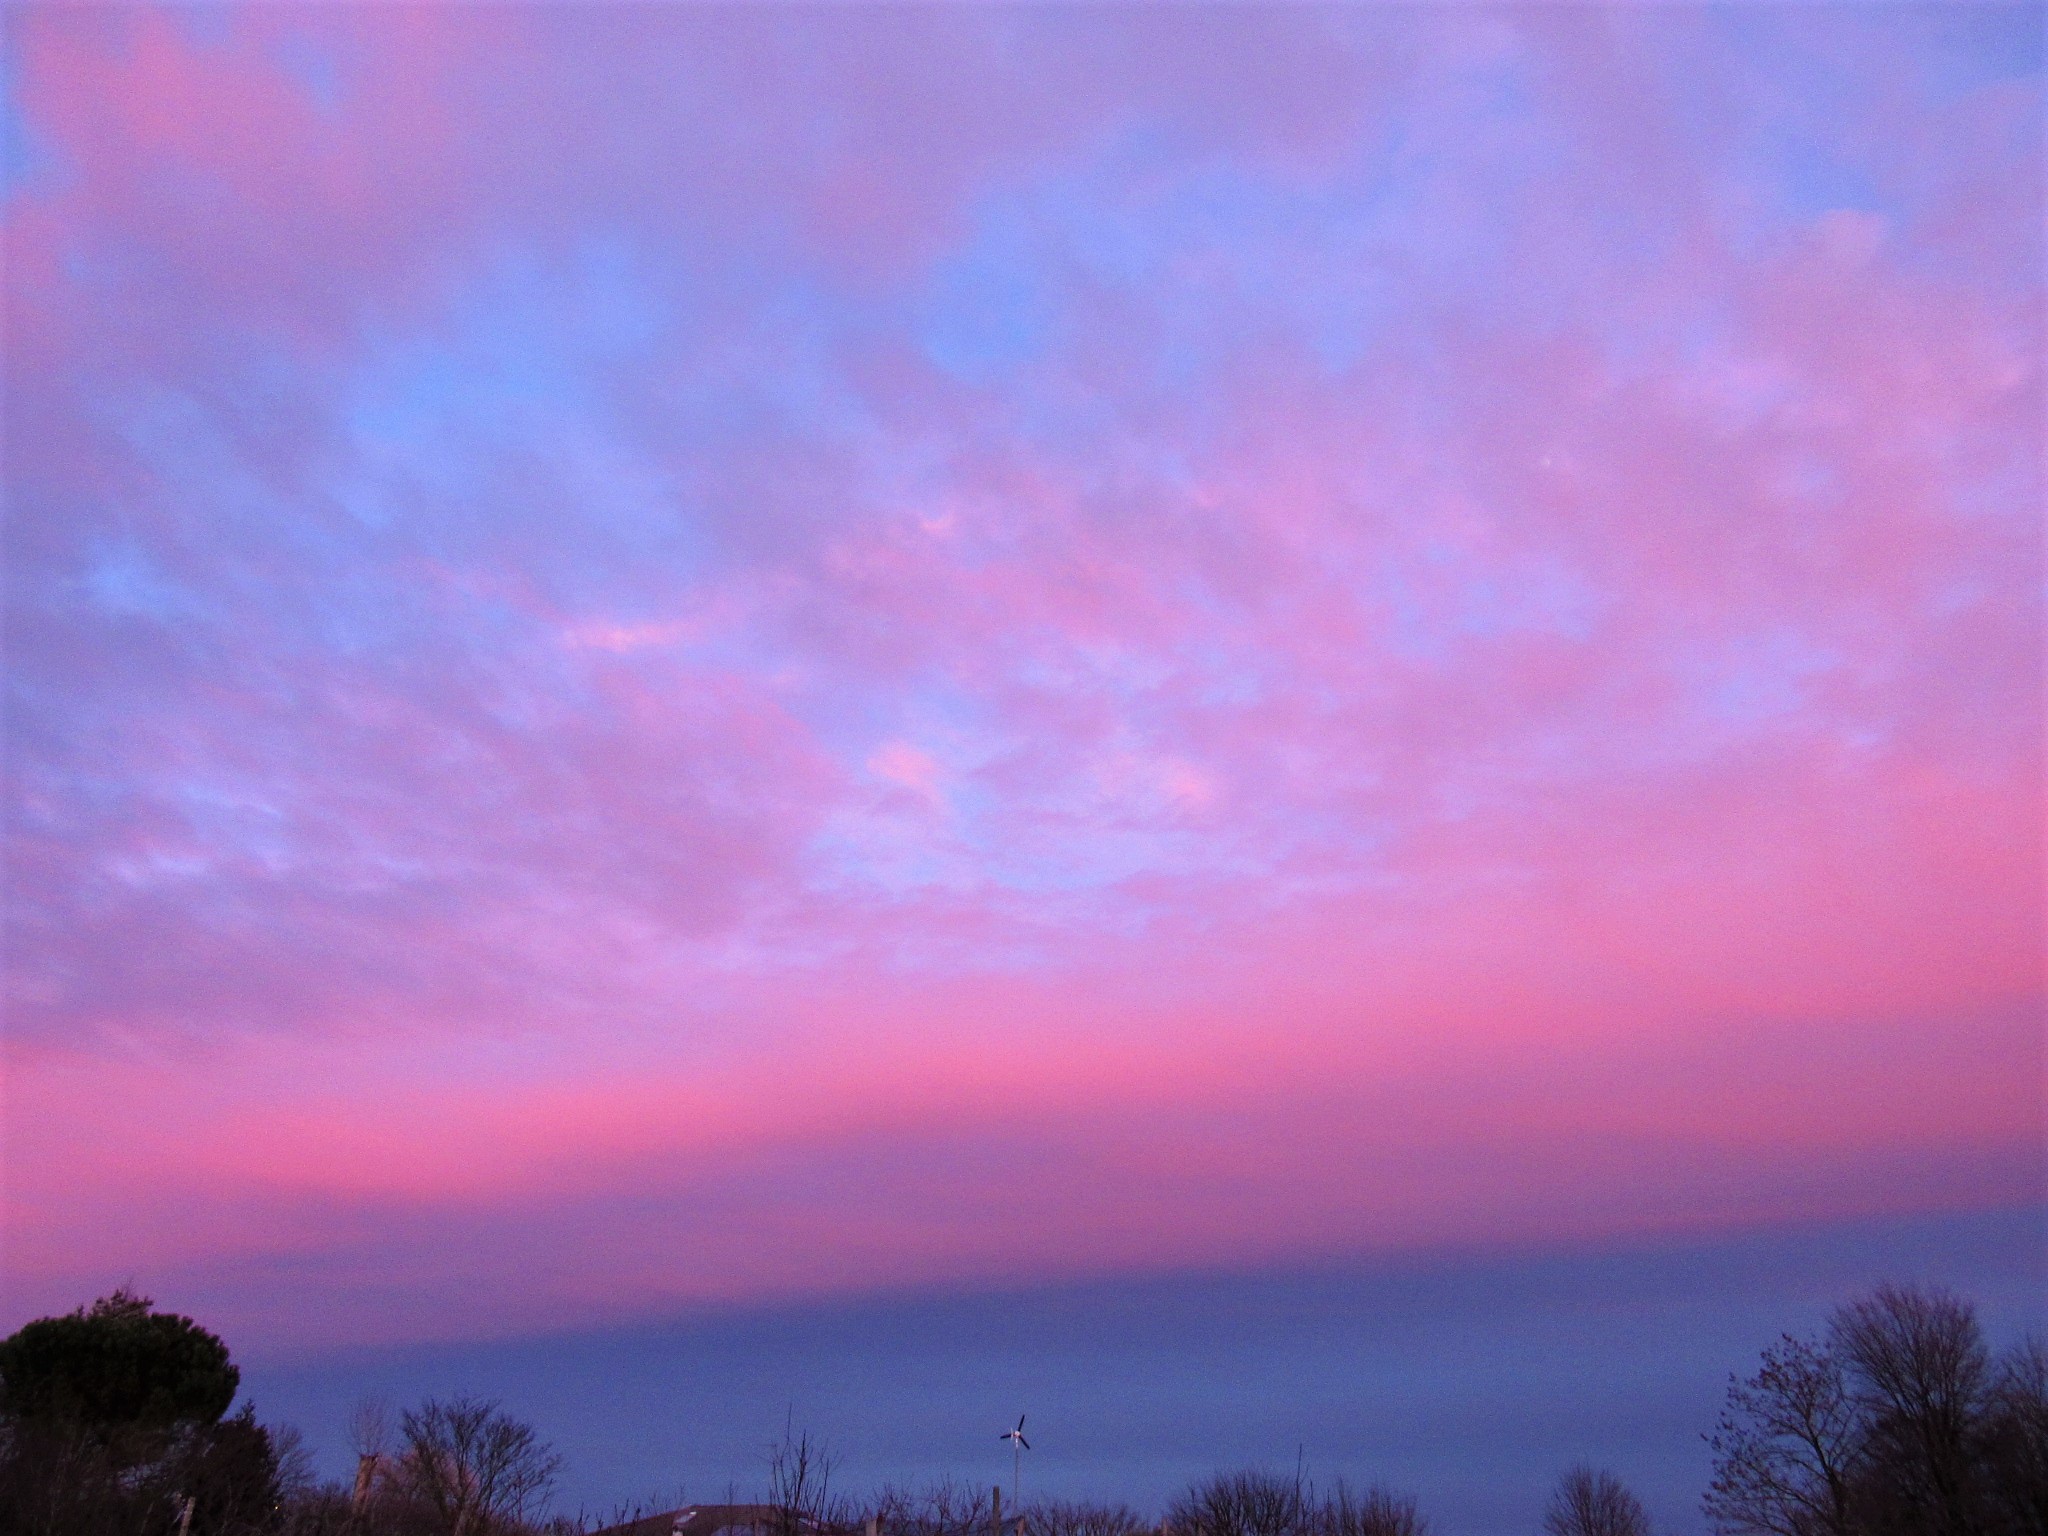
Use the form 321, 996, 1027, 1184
1979, 1339, 2048, 1536
0, 1287, 239, 1433
272, 1481, 360, 1536
0, 1291, 280, 1536
0, 1409, 284, 1534
171, 1405, 288, 1533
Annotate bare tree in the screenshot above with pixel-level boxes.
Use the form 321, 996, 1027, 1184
392, 1396, 563, 1536
1168, 1470, 1310, 1536
768, 1418, 843, 1536
571, 1488, 693, 1536
1704, 1334, 1860, 1536
347, 1398, 393, 1521
349, 1400, 392, 1463
1981, 1339, 2048, 1536
268, 1422, 319, 1504
1316, 1482, 1427, 1536
1028, 1500, 1149, 1536
869, 1477, 997, 1536
1830, 1285, 1988, 1536
1543, 1467, 1650, 1536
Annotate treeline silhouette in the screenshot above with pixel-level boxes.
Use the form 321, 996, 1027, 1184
1701, 1284, 2044, 1536
0, 1281, 2039, 1536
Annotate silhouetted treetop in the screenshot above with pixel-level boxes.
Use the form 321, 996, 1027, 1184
1544, 1466, 1650, 1536
1707, 1282, 2046, 1536
0, 1287, 239, 1432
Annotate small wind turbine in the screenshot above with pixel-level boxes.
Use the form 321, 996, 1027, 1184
999, 1415, 1031, 1509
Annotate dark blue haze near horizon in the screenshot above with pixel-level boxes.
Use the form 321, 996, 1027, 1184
240, 1205, 2044, 1536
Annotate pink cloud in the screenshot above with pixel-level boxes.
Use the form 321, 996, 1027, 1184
2, 3, 2037, 1346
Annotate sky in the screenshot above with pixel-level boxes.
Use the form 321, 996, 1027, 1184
2, 2, 2042, 1526
242, 1206, 2044, 1533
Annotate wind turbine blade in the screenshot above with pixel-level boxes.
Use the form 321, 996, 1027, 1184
1018, 1436, 1030, 1450
1017, 1416, 1026, 1430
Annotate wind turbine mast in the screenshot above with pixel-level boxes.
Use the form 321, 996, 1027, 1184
998, 1415, 1031, 1512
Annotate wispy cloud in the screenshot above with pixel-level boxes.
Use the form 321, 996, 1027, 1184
3, 3, 2038, 1345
